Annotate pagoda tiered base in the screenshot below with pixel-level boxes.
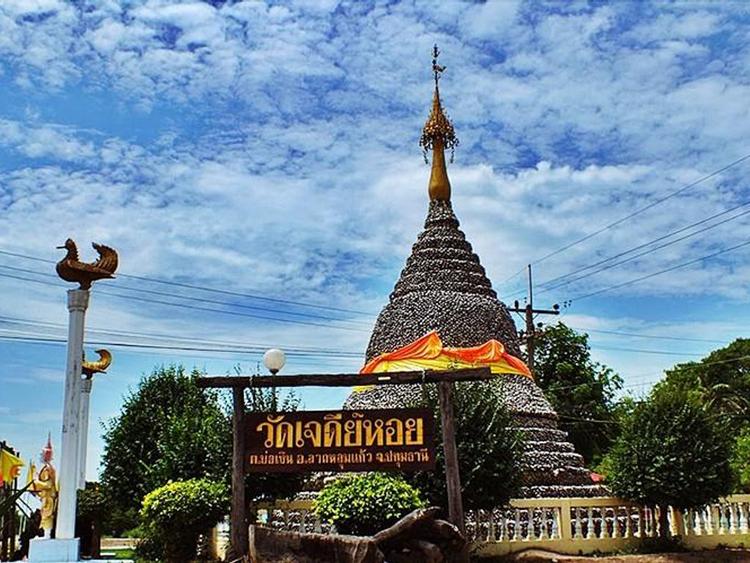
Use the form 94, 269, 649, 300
344, 374, 608, 498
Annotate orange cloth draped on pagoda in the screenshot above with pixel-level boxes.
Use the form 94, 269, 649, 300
359, 331, 531, 379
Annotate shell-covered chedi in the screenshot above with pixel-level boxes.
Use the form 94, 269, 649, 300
344, 49, 607, 497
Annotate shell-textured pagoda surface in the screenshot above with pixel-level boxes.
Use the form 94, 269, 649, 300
344, 200, 607, 498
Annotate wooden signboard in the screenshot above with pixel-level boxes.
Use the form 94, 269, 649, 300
244, 408, 435, 473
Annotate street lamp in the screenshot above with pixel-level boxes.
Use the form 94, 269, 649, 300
263, 348, 286, 375
263, 348, 285, 412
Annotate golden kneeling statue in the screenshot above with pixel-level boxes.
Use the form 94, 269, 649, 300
30, 437, 58, 538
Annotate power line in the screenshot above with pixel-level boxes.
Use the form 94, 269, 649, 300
531, 152, 750, 266
0, 263, 370, 326
0, 332, 362, 362
102, 292, 369, 332
0, 313, 362, 356
592, 344, 704, 357
0, 270, 370, 333
0, 248, 376, 317
568, 238, 750, 302
535, 201, 750, 294
570, 327, 727, 345
0, 326, 363, 359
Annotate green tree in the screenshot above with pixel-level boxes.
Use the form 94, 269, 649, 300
533, 322, 622, 464
655, 338, 750, 427
100, 365, 231, 531
608, 391, 733, 537
406, 381, 524, 510
731, 426, 750, 493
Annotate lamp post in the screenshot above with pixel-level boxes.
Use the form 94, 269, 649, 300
263, 349, 285, 411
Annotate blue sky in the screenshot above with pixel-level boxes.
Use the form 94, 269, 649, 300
2, 0, 750, 479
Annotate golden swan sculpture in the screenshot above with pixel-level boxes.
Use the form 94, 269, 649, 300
56, 239, 118, 289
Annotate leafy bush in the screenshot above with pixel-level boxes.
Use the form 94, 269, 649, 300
608, 391, 733, 536
406, 380, 524, 510
77, 482, 108, 522
138, 478, 229, 563
314, 473, 425, 536
731, 426, 750, 492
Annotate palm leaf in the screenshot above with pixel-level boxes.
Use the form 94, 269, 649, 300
0, 483, 31, 518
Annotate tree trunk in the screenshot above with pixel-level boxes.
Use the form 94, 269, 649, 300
659, 505, 670, 540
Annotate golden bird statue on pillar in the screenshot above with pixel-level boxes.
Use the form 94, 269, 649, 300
55, 238, 118, 289
82, 349, 112, 378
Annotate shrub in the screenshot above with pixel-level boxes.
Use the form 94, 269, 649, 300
406, 380, 524, 510
608, 391, 733, 537
731, 426, 750, 492
314, 473, 425, 536
139, 478, 229, 562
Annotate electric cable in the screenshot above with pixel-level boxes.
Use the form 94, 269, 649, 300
531, 152, 750, 266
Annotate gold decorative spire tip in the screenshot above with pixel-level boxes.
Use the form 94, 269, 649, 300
419, 44, 459, 202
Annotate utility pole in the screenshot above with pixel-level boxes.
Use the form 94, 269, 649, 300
507, 264, 560, 374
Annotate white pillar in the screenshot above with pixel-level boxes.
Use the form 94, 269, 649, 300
77, 378, 92, 490
56, 288, 89, 540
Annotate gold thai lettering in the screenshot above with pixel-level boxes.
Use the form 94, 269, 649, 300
324, 413, 343, 447
275, 420, 295, 448
249, 452, 294, 465
344, 415, 363, 447
385, 418, 404, 445
303, 421, 322, 447
405, 417, 424, 445
257, 415, 285, 448
363, 418, 384, 446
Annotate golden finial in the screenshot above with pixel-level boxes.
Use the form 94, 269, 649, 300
419, 44, 459, 201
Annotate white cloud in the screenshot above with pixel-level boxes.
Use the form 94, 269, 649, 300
0, 1, 748, 417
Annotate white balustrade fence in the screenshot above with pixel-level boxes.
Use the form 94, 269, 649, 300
243, 495, 750, 557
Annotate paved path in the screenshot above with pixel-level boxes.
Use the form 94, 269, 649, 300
499, 548, 750, 563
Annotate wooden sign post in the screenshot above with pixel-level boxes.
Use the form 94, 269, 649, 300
197, 367, 493, 562
230, 387, 247, 561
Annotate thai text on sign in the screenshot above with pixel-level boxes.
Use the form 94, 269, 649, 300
244, 409, 436, 473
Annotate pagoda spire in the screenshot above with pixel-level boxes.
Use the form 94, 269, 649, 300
420, 44, 459, 201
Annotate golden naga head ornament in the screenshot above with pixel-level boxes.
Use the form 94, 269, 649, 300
55, 238, 118, 289
82, 349, 112, 378
419, 45, 459, 202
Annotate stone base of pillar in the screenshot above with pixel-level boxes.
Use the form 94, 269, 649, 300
28, 538, 133, 563
28, 538, 80, 562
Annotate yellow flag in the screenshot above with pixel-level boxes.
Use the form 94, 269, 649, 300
0, 449, 24, 486
26, 461, 37, 492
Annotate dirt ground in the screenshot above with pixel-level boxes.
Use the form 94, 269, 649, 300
495, 548, 750, 563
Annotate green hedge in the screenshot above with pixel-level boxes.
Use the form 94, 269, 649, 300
138, 478, 228, 562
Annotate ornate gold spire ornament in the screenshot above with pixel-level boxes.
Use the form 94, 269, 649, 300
55, 238, 118, 289
419, 44, 459, 202
82, 348, 112, 378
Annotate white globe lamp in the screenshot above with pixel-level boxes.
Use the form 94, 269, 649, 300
263, 348, 286, 375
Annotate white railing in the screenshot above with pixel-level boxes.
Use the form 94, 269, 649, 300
244, 494, 750, 556
253, 500, 331, 534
